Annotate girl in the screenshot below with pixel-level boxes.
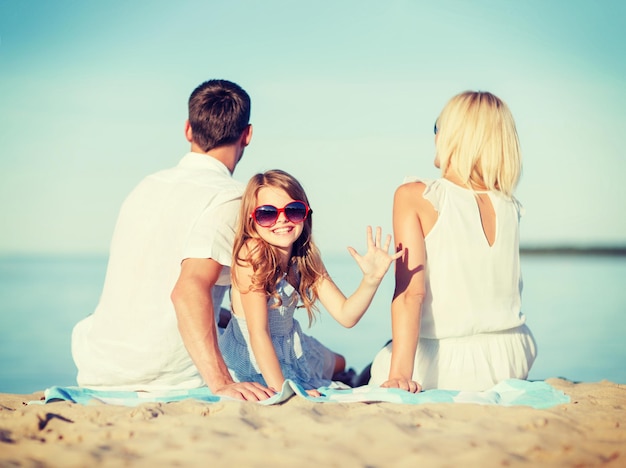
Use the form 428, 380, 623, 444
218, 169, 400, 395
369, 91, 537, 392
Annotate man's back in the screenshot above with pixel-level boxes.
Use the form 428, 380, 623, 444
71, 153, 243, 391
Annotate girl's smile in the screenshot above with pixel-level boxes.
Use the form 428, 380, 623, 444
271, 225, 296, 234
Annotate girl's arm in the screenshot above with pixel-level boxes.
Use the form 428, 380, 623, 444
381, 182, 429, 393
235, 259, 286, 392
317, 226, 401, 328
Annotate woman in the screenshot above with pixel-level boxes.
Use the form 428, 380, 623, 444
369, 91, 537, 392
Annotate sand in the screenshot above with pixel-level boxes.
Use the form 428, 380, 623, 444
1, 378, 625, 467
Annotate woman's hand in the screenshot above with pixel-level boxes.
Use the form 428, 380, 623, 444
348, 226, 402, 283
305, 389, 322, 397
381, 377, 422, 393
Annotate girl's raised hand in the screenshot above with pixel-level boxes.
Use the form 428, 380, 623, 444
347, 226, 402, 283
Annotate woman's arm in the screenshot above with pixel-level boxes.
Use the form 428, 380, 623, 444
234, 259, 286, 392
317, 226, 401, 328
381, 182, 430, 392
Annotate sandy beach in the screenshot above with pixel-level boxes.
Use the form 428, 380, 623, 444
0, 378, 624, 467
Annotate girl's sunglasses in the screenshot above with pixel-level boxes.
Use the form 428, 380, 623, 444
251, 201, 310, 227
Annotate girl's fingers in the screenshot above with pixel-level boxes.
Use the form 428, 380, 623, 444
346, 246, 357, 257
363, 226, 396, 256
375, 226, 382, 247
383, 234, 392, 251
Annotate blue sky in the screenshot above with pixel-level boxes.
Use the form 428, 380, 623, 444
1, 0, 625, 255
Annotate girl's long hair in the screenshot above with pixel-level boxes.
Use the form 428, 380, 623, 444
232, 169, 326, 325
435, 91, 522, 198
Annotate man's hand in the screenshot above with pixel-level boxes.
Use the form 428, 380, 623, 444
214, 381, 276, 401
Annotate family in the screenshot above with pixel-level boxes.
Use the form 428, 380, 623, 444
71, 79, 537, 401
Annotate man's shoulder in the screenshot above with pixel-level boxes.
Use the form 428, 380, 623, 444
146, 158, 243, 191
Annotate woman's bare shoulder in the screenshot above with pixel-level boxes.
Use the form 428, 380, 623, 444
394, 180, 429, 206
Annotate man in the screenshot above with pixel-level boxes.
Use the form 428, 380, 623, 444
72, 79, 273, 401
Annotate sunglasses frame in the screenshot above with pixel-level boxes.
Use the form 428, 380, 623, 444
251, 200, 310, 227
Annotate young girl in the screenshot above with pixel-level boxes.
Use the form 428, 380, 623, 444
218, 169, 400, 395
369, 91, 537, 392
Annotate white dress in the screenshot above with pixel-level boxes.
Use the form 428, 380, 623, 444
369, 178, 537, 391
219, 276, 336, 390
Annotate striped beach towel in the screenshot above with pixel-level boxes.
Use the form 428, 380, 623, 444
36, 379, 569, 409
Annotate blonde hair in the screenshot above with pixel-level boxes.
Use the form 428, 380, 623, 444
435, 91, 522, 197
232, 169, 326, 325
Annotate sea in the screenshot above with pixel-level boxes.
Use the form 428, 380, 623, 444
1, 252, 625, 394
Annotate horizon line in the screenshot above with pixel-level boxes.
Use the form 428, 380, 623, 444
2, 244, 626, 258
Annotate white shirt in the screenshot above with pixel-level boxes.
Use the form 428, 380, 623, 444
71, 153, 244, 390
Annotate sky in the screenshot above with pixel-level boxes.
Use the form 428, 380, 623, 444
1, 0, 625, 256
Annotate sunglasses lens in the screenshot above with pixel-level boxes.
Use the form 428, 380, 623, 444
254, 206, 279, 227
284, 201, 308, 223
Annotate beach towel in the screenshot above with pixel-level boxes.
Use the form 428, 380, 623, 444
36, 379, 569, 409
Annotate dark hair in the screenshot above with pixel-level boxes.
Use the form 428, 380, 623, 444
188, 79, 251, 152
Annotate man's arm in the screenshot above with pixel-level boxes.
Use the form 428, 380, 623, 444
171, 257, 274, 401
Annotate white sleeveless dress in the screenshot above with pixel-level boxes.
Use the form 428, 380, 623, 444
369, 178, 537, 391
219, 276, 335, 390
